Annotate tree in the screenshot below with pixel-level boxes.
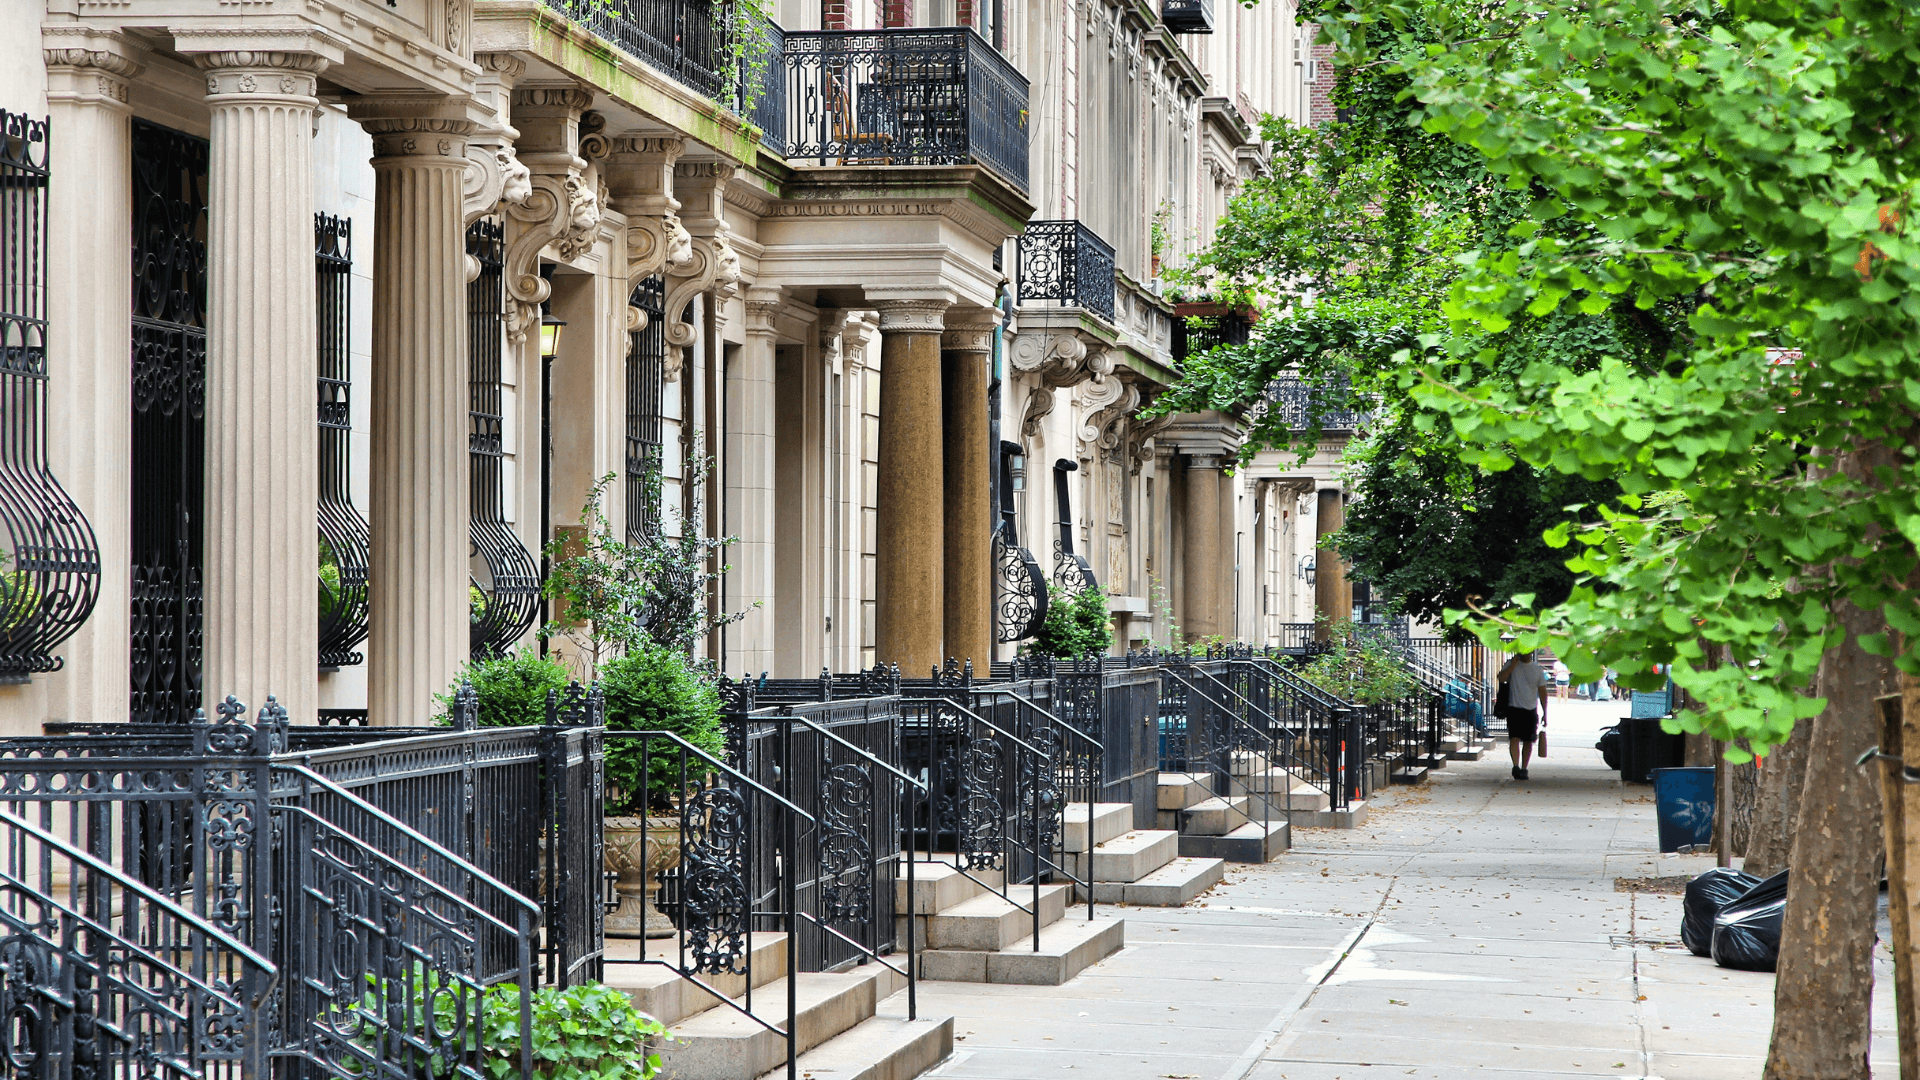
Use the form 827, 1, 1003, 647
1295, 0, 1920, 1071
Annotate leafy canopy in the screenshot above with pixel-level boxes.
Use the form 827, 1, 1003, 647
1310, 0, 1920, 752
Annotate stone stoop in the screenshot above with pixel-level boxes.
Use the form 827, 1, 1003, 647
1063, 802, 1133, 854
1063, 827, 1226, 907
607, 935, 953, 1080
1448, 743, 1486, 762
1290, 801, 1369, 829
1178, 795, 1250, 836
900, 861, 1125, 986
1391, 764, 1431, 785
1176, 819, 1290, 863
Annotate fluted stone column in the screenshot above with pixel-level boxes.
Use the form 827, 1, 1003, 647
728, 288, 780, 675
1314, 488, 1350, 636
350, 100, 475, 725
1181, 453, 1229, 642
873, 298, 950, 675
189, 47, 331, 722
941, 309, 995, 669
38, 31, 144, 730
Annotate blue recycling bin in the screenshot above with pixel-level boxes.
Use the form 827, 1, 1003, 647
1651, 766, 1716, 852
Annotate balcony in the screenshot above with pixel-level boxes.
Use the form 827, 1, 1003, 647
1017, 220, 1116, 322
539, 0, 736, 102
1162, 0, 1214, 34
780, 28, 1030, 192
1264, 372, 1374, 433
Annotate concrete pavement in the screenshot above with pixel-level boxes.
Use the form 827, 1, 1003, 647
905, 698, 1900, 1080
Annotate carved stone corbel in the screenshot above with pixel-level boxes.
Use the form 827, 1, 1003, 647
604, 136, 694, 296
1128, 412, 1175, 475
464, 53, 530, 237
663, 161, 742, 382
1010, 328, 1116, 438
1079, 375, 1143, 453
499, 85, 602, 341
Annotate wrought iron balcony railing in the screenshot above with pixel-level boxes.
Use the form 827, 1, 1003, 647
1162, 0, 1215, 33
1264, 372, 1375, 433
540, 0, 735, 102
780, 28, 1030, 191
1017, 220, 1116, 322
738, 14, 788, 155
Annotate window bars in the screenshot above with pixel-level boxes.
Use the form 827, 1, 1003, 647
1017, 220, 1117, 323
0, 111, 99, 683
626, 274, 667, 543
129, 118, 208, 723
467, 219, 543, 659
315, 213, 371, 669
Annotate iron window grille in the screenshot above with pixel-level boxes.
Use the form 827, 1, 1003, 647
626, 275, 667, 542
0, 111, 99, 683
1161, 0, 1214, 33
315, 213, 371, 669
781, 28, 1030, 192
467, 219, 542, 658
540, 0, 736, 102
1017, 219, 1116, 323
129, 118, 208, 723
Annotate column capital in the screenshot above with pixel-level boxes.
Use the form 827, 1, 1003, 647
475, 51, 527, 81
43, 26, 148, 108
744, 287, 783, 336
941, 307, 998, 353
875, 298, 952, 334
350, 98, 476, 164
173, 27, 343, 97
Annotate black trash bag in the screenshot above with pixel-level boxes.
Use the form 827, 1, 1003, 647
1682, 867, 1760, 956
1596, 726, 1624, 771
1711, 869, 1790, 972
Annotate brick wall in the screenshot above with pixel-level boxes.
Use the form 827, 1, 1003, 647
824, 0, 849, 29
881, 0, 912, 27
1308, 41, 1337, 125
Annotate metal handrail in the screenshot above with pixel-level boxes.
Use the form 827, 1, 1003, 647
1161, 669, 1295, 833
972, 687, 1101, 923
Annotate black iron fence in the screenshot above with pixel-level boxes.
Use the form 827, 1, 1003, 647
780, 28, 1029, 190
1018, 220, 1117, 322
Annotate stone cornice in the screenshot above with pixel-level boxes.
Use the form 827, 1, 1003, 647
286, 0, 480, 96
776, 164, 1033, 242
169, 25, 349, 70
43, 26, 148, 77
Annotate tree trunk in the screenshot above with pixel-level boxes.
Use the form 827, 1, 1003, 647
1744, 716, 1813, 877
1762, 600, 1891, 1078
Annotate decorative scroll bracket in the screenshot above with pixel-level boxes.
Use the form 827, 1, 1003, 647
663, 161, 742, 383
1010, 328, 1115, 439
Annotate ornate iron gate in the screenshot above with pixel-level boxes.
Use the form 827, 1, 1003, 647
0, 110, 100, 681
315, 213, 371, 668
129, 119, 207, 723
466, 219, 541, 658
626, 274, 666, 541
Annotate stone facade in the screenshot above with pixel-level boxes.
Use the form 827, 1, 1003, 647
0, 0, 1335, 733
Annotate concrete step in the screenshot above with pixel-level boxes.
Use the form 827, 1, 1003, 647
919, 912, 1125, 985
1079, 856, 1226, 906
1178, 819, 1289, 863
604, 931, 787, 1026
663, 965, 903, 1080
1289, 800, 1369, 829
914, 884, 1072, 951
1229, 750, 1273, 777
1414, 754, 1448, 770
1234, 767, 1297, 795
759, 1013, 955, 1080
894, 859, 1002, 915
1062, 829, 1178, 883
1180, 796, 1249, 836
1062, 802, 1135, 853
1448, 746, 1486, 761
1392, 766, 1430, 785
1156, 772, 1212, 811
1286, 784, 1331, 812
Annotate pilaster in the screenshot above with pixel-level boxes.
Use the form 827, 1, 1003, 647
188, 46, 331, 722
726, 287, 780, 675
350, 98, 476, 725
37, 30, 145, 728
873, 297, 951, 675
941, 308, 996, 669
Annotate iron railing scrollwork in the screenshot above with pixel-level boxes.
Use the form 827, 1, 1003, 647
739, 13, 788, 155
0, 111, 100, 682
467, 219, 542, 658
1017, 219, 1116, 322
1264, 371, 1374, 433
993, 441, 1046, 642
782, 28, 1029, 191
315, 213, 371, 669
129, 118, 209, 723
1161, 0, 1215, 33
1051, 458, 1097, 594
626, 274, 667, 542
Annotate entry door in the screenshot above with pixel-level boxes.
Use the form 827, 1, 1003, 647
128, 119, 208, 724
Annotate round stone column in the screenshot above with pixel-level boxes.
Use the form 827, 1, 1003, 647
941, 310, 995, 670
1314, 487, 1350, 636
353, 103, 475, 725
1181, 453, 1227, 642
872, 298, 950, 676
195, 49, 330, 722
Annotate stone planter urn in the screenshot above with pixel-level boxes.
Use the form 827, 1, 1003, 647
603, 814, 682, 939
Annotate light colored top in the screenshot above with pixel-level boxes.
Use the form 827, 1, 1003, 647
1507, 659, 1548, 712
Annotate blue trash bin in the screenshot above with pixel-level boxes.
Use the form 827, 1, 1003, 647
1651, 766, 1716, 853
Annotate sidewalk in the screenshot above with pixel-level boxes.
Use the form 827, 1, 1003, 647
913, 698, 1899, 1080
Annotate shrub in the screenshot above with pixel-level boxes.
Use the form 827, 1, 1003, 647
1294, 618, 1420, 705
1033, 583, 1113, 660
437, 649, 574, 728
600, 644, 726, 814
